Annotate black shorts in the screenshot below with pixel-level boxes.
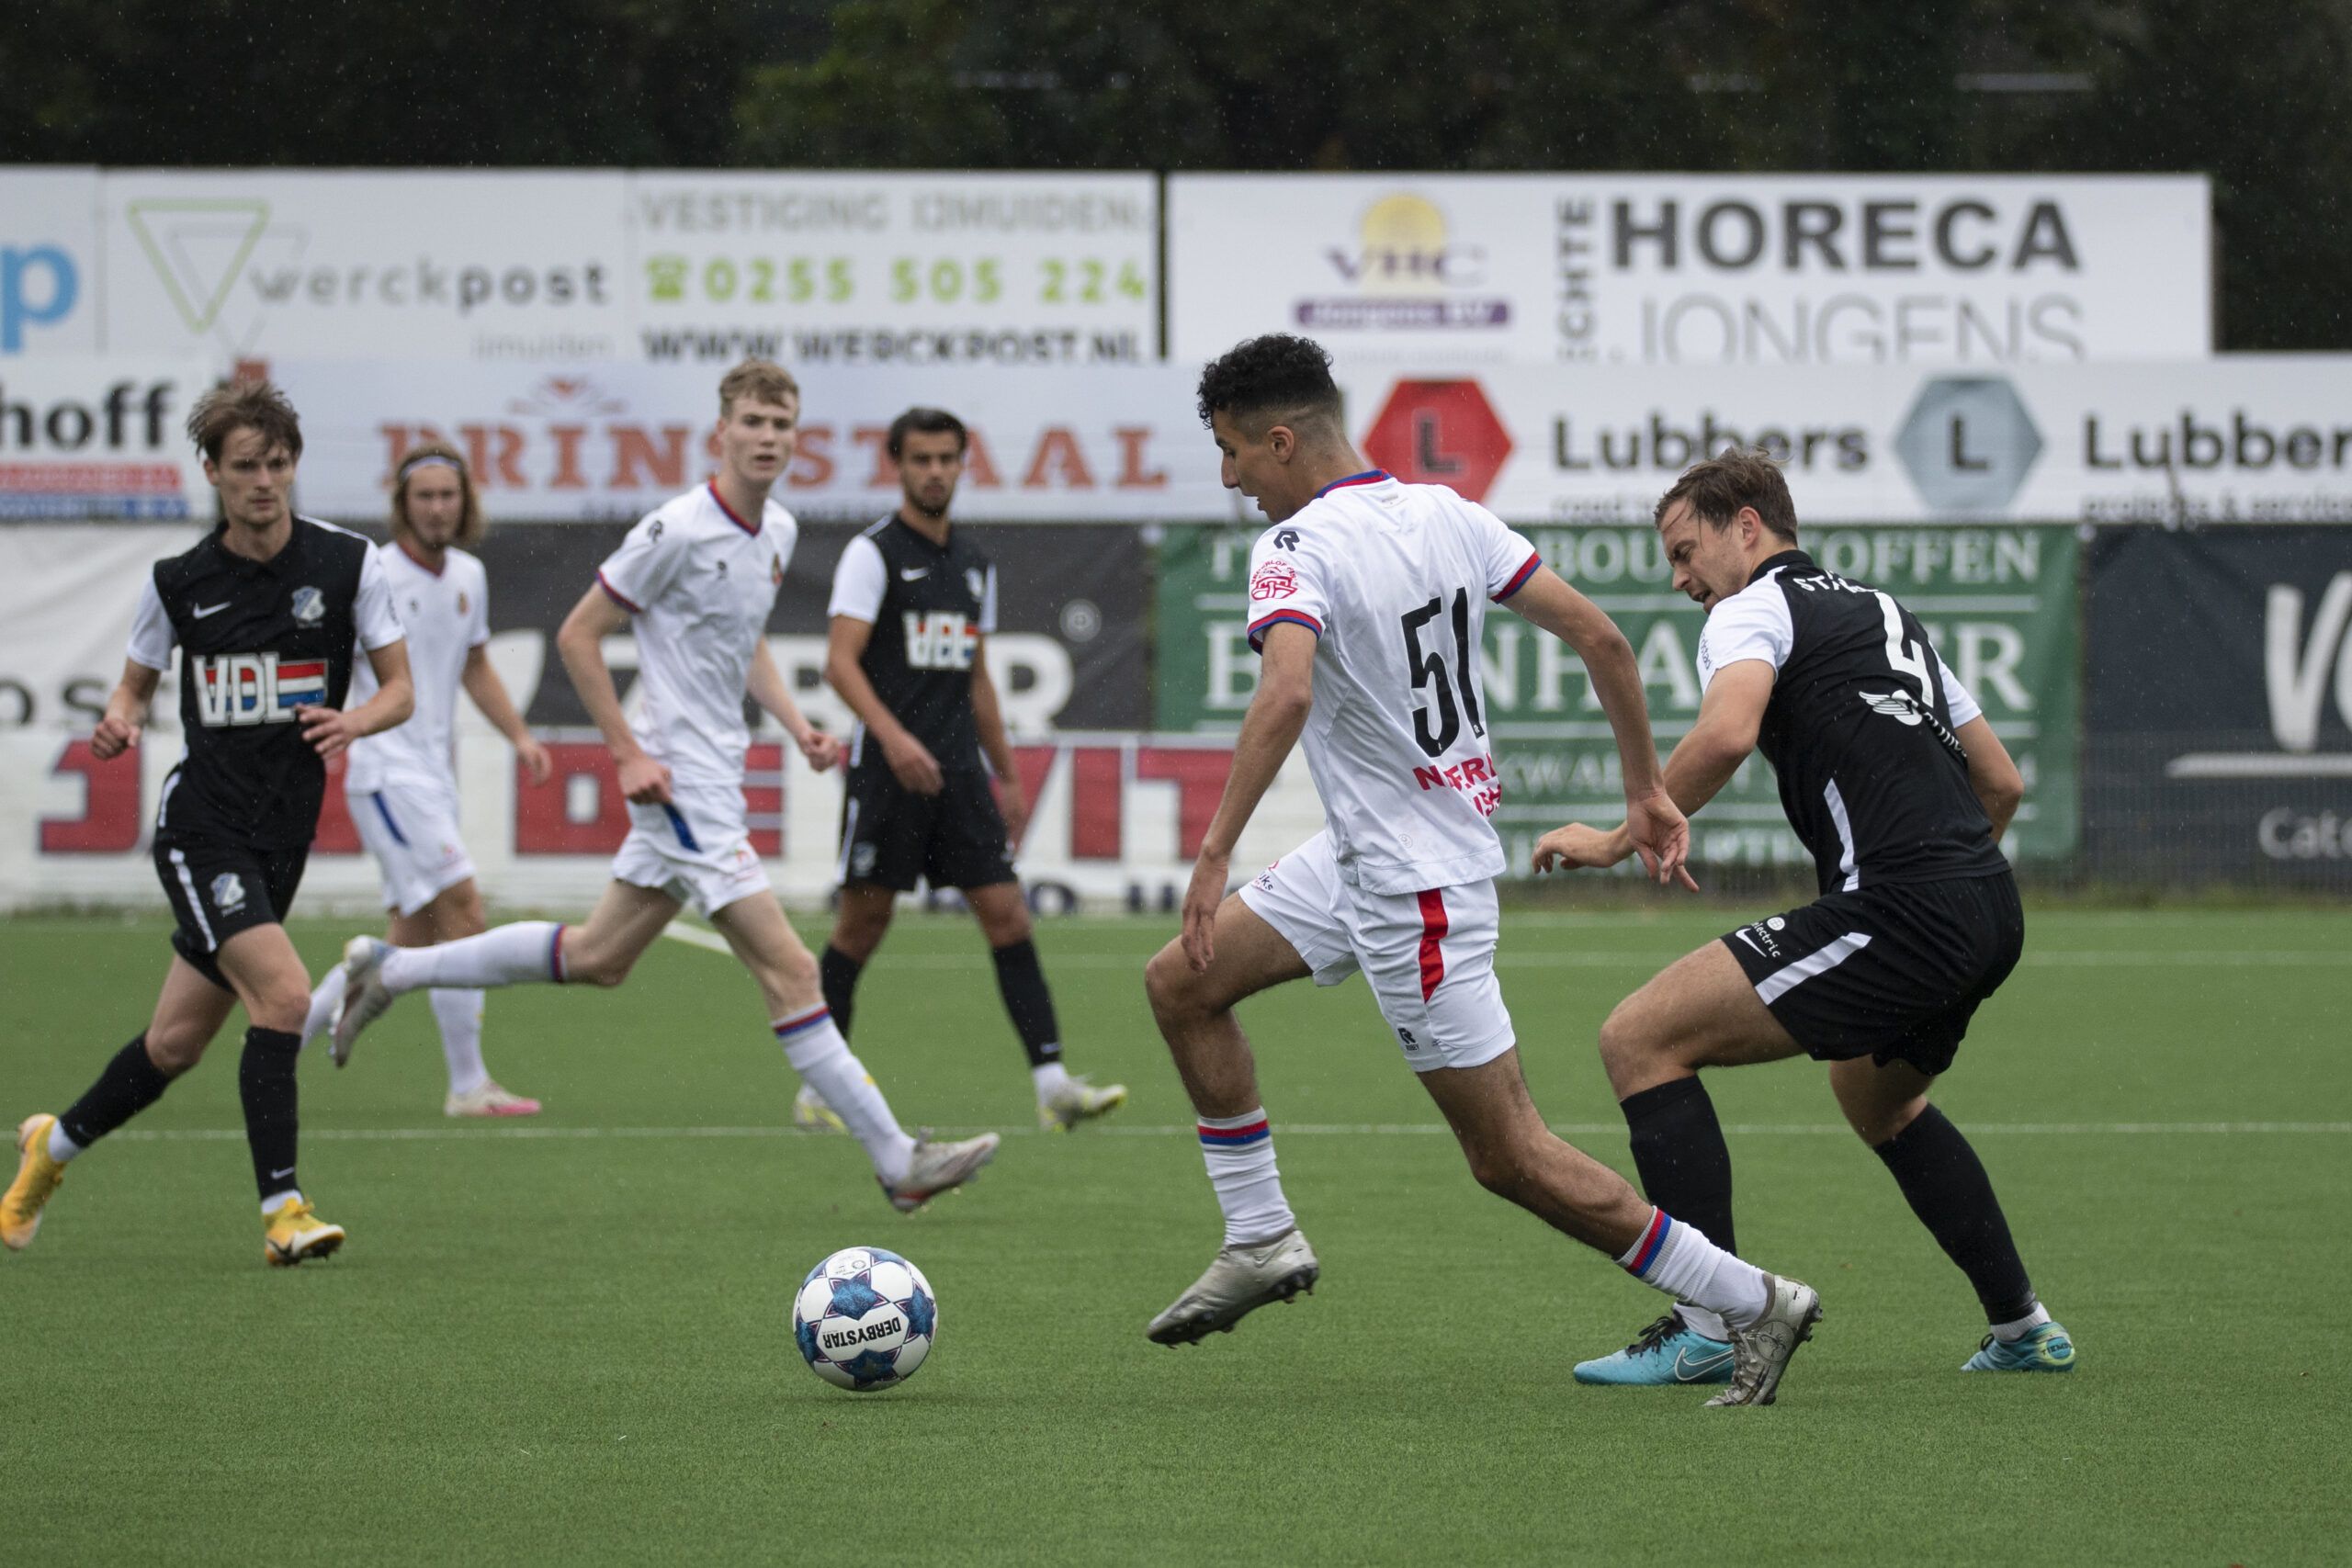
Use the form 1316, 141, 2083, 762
153, 829, 311, 991
838, 763, 1015, 894
1720, 871, 2023, 1077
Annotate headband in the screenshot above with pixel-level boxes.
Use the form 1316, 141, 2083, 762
397, 453, 462, 482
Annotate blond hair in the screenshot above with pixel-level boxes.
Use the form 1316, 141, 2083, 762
718, 358, 800, 416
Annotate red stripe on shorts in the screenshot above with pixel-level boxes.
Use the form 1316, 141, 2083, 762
1416, 888, 1449, 1000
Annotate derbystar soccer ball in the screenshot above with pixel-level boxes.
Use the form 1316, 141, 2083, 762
793, 1246, 938, 1393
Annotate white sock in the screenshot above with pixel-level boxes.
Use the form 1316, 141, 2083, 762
431, 988, 490, 1097
1616, 1208, 1771, 1331
1031, 1061, 1073, 1101
383, 921, 567, 993
1196, 1109, 1297, 1247
775, 1008, 915, 1186
300, 965, 347, 1048
261, 1189, 304, 1216
1677, 1305, 1731, 1343
47, 1123, 84, 1164
1991, 1303, 2052, 1342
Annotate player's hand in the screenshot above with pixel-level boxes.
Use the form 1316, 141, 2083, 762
1623, 789, 1701, 891
515, 735, 553, 787
91, 712, 142, 761
883, 731, 944, 796
297, 705, 368, 759
1531, 822, 1629, 874
998, 777, 1031, 846
796, 728, 843, 773
618, 752, 673, 806
1181, 851, 1229, 973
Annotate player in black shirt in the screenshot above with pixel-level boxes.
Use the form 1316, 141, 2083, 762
2, 381, 412, 1267
1535, 449, 2074, 1382
813, 407, 1125, 1132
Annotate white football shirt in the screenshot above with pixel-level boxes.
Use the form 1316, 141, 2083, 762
1244, 470, 1542, 895
344, 542, 492, 795
595, 480, 797, 787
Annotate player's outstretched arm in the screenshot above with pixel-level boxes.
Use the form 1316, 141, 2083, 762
461, 643, 551, 784
1953, 715, 2026, 842
90, 660, 162, 761
1182, 623, 1315, 973
301, 641, 413, 758
557, 584, 671, 805
1503, 568, 1688, 886
749, 638, 841, 773
1534, 660, 1768, 882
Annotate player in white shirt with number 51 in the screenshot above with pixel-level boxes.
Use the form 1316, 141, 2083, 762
1139, 335, 1823, 1406
300, 444, 552, 1117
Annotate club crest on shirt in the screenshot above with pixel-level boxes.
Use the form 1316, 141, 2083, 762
210, 873, 247, 914
851, 841, 878, 877
772, 556, 785, 587
457, 592, 469, 615
1250, 558, 1298, 602
290, 586, 325, 626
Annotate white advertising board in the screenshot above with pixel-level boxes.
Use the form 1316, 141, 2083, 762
1172, 174, 2211, 366
1334, 355, 2352, 525
266, 359, 1224, 523
0, 358, 214, 518
627, 171, 1157, 366
0, 167, 100, 355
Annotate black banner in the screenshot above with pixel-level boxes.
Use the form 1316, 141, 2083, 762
460, 519, 1148, 733
2085, 525, 2352, 886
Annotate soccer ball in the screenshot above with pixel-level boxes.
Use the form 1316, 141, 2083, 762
793, 1246, 938, 1393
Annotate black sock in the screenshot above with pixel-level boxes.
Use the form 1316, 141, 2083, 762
989, 938, 1062, 1068
238, 1027, 302, 1202
1619, 1076, 1736, 1254
819, 945, 863, 1039
1873, 1103, 2038, 1324
59, 1035, 174, 1148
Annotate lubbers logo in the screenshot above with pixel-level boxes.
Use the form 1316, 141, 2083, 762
1362, 380, 1514, 502
1299, 194, 1509, 332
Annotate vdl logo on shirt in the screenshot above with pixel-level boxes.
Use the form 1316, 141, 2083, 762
902, 611, 978, 671
192, 653, 326, 727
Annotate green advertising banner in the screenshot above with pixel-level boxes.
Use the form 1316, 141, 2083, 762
1154, 524, 2079, 874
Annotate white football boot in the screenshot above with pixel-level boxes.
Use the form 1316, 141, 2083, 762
331, 937, 397, 1067
1147, 1229, 1320, 1346
1705, 1273, 1824, 1407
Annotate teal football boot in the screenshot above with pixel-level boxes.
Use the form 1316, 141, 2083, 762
1574, 1313, 1736, 1386
1962, 1321, 2077, 1372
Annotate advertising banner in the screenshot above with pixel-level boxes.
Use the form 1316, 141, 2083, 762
1156, 521, 2079, 874
101, 169, 630, 363
266, 358, 1223, 523
2085, 525, 2352, 886
628, 172, 1157, 366
0, 521, 1260, 912
1, 168, 100, 355
1330, 357, 2352, 526
1171, 173, 2211, 366
0, 358, 213, 518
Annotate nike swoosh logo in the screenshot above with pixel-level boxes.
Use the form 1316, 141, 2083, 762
270, 1168, 296, 1180
192, 601, 231, 619
899, 568, 929, 581
1674, 1348, 1735, 1381
1732, 929, 1763, 954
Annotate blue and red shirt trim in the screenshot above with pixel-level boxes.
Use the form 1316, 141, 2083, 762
1314, 468, 1391, 498
1246, 608, 1325, 652
595, 570, 642, 613
1493, 549, 1542, 603
707, 479, 761, 536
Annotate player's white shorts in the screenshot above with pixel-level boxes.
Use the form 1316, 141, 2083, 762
610, 783, 773, 918
1238, 829, 1515, 1073
349, 783, 476, 917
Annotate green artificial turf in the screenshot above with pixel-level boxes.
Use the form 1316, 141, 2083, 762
2, 908, 2346, 1565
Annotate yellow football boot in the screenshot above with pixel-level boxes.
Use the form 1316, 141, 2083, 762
263, 1197, 346, 1267
3, 1113, 68, 1251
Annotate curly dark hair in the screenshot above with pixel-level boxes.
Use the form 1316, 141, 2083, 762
1195, 333, 1341, 431
887, 406, 968, 459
